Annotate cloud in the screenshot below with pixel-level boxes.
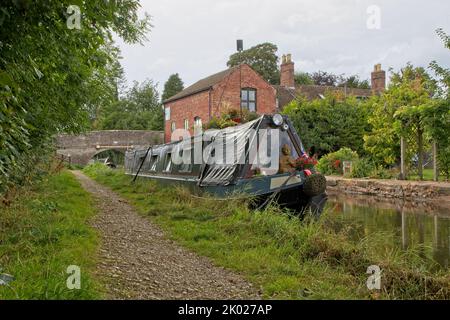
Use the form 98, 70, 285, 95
117, 0, 450, 93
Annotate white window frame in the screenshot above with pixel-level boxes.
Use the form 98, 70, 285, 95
165, 107, 171, 121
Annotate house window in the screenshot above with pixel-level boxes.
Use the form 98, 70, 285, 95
171, 121, 176, 132
194, 116, 202, 129
241, 88, 256, 112
184, 119, 189, 130
165, 107, 170, 120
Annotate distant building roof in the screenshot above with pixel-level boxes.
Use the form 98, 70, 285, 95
163, 63, 372, 108
163, 66, 239, 104
275, 84, 372, 108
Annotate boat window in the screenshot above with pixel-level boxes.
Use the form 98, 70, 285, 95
179, 150, 192, 173
142, 154, 151, 171
194, 116, 202, 132
163, 153, 172, 172
149, 154, 158, 172
280, 130, 299, 159
256, 129, 275, 175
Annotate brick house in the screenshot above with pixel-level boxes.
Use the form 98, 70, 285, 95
275, 54, 386, 107
162, 64, 276, 142
162, 54, 386, 142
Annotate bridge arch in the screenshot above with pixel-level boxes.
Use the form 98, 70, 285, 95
56, 130, 163, 165
90, 148, 126, 166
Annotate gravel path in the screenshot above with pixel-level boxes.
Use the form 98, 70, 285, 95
72, 171, 260, 300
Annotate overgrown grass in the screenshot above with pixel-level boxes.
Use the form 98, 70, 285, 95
409, 168, 446, 181
84, 164, 449, 300
0, 171, 101, 299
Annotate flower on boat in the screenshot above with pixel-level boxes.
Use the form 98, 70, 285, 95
295, 154, 317, 170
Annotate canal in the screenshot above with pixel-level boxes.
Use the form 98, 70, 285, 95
325, 193, 450, 269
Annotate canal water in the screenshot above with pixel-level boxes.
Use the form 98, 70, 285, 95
325, 193, 450, 269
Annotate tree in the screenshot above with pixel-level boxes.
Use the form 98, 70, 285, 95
162, 73, 184, 101
227, 43, 279, 84
427, 28, 450, 179
430, 28, 450, 97
362, 95, 399, 166
310, 71, 342, 86
0, 1, 150, 193
339, 75, 371, 89
295, 71, 371, 89
87, 42, 127, 128
294, 72, 314, 85
364, 64, 437, 167
97, 80, 163, 131
282, 93, 370, 156
414, 99, 450, 179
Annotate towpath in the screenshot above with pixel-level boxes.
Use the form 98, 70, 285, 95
72, 170, 260, 299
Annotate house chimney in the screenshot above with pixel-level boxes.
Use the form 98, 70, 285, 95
280, 53, 295, 88
371, 63, 386, 94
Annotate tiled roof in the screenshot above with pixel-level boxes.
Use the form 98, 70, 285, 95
163, 66, 239, 104
163, 64, 372, 108
276, 85, 372, 108
273, 85, 296, 109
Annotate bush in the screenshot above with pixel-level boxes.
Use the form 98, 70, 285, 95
67, 164, 85, 170
348, 158, 375, 178
204, 108, 259, 129
82, 163, 113, 178
283, 94, 370, 156
369, 166, 397, 179
317, 148, 359, 175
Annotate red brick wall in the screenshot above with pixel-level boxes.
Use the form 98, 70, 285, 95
211, 64, 276, 117
280, 61, 295, 88
371, 69, 386, 94
163, 90, 210, 142
163, 64, 277, 142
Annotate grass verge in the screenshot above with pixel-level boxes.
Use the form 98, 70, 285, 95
0, 170, 101, 299
84, 164, 449, 300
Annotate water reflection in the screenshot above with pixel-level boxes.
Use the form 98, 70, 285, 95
325, 193, 450, 268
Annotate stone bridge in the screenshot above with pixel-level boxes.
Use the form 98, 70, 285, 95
56, 130, 164, 165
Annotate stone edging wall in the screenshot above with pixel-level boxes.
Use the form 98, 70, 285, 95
326, 176, 450, 201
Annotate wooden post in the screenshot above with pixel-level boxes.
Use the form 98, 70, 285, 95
417, 128, 423, 180
433, 141, 438, 182
400, 136, 406, 180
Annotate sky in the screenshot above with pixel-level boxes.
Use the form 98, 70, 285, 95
116, 0, 450, 93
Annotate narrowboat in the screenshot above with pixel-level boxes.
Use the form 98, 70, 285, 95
125, 114, 327, 214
